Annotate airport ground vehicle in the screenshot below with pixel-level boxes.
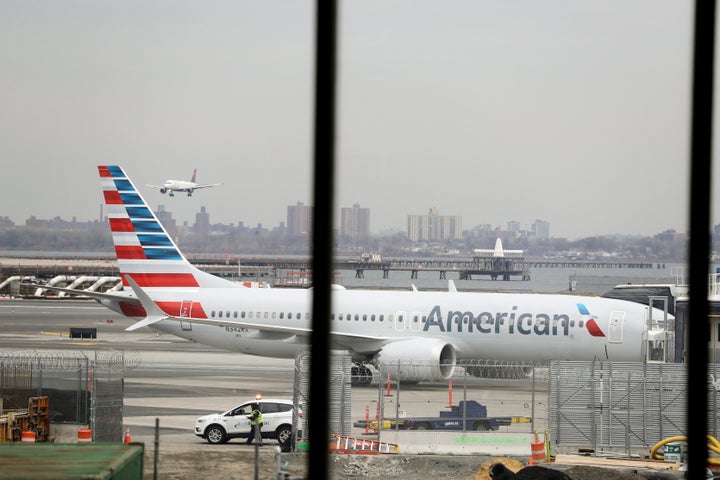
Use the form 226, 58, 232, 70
357, 400, 529, 431
194, 398, 299, 445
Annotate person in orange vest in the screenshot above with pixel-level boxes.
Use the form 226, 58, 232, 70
246, 403, 264, 446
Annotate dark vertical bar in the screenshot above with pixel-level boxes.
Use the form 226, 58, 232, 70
687, 1, 714, 478
310, 1, 337, 479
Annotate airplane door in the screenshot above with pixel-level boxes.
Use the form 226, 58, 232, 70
395, 311, 409, 331
608, 311, 625, 343
180, 300, 193, 332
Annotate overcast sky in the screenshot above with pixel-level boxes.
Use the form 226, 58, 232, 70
0, 1, 708, 240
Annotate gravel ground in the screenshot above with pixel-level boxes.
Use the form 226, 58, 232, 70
142, 446, 689, 480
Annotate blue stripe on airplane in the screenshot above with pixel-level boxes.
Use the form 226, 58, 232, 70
113, 179, 134, 191
119, 192, 144, 205
138, 234, 173, 247
126, 207, 154, 219
107, 165, 124, 177
144, 248, 182, 260
132, 220, 164, 233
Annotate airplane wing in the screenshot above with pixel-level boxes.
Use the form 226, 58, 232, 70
25, 283, 138, 303
146, 184, 165, 190
191, 183, 221, 190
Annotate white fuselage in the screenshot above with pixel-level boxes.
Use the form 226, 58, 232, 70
133, 287, 657, 363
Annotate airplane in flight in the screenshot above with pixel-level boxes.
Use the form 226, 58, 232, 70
56, 165, 672, 384
147, 169, 220, 197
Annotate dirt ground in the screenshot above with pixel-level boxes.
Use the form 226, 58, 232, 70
142, 446, 688, 480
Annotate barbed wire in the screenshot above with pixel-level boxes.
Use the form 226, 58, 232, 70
0, 349, 141, 372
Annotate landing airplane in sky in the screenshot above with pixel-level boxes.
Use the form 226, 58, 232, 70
147, 169, 220, 197
61, 165, 672, 384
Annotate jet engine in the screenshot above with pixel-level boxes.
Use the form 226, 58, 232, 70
374, 338, 456, 383
160, 188, 167, 194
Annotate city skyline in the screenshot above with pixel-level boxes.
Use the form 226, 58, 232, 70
0, 202, 686, 242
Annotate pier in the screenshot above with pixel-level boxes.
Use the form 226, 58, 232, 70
0, 254, 662, 287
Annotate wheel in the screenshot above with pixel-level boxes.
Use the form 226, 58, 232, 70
276, 425, 292, 446
473, 421, 490, 431
205, 425, 227, 444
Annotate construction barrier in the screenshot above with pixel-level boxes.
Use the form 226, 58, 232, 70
331, 435, 398, 455
77, 428, 92, 443
21, 431, 35, 444
124, 426, 131, 443
530, 430, 546, 464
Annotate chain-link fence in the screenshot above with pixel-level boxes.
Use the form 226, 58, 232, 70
0, 350, 140, 442
548, 360, 708, 455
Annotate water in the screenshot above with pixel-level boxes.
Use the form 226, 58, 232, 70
0, 249, 699, 296
333, 262, 692, 295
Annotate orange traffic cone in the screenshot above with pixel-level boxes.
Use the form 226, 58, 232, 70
124, 426, 131, 443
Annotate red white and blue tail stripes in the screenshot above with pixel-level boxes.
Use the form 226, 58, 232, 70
99, 165, 231, 290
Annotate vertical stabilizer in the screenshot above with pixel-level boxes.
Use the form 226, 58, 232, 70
493, 238, 505, 257
191, 168, 198, 183
98, 165, 235, 290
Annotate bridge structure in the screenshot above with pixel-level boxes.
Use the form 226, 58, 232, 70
0, 254, 661, 293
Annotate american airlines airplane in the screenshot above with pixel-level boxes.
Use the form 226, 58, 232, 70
147, 168, 220, 197
78, 165, 671, 384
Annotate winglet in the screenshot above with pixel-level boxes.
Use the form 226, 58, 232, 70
124, 275, 169, 331
411, 284, 418, 292
448, 280, 457, 293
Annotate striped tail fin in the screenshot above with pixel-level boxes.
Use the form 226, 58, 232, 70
190, 168, 197, 183
98, 165, 235, 290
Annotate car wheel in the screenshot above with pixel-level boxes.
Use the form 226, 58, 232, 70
276, 426, 292, 445
205, 425, 226, 444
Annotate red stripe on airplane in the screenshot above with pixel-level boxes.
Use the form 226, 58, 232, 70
115, 246, 146, 260
103, 190, 122, 204
123, 273, 199, 288
156, 301, 182, 316
154, 301, 208, 319
190, 303, 208, 319
98, 166, 112, 177
110, 218, 135, 232
586, 319, 606, 337
119, 302, 146, 318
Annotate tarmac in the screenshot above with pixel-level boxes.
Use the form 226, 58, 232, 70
0, 298, 689, 479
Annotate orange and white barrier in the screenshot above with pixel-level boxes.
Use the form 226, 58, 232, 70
77, 427, 92, 443
529, 430, 547, 464
21, 431, 36, 444
124, 426, 132, 443
331, 435, 398, 455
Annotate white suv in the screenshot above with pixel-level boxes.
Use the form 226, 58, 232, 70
194, 398, 298, 446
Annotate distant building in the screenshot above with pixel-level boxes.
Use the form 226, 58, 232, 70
25, 216, 49, 228
0, 216, 14, 228
287, 202, 313, 237
507, 221, 521, 239
407, 207, 462, 242
532, 219, 550, 239
340, 203, 370, 240
155, 205, 177, 236
195, 206, 210, 237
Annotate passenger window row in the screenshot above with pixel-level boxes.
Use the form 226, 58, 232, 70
209, 311, 401, 323
207, 310, 581, 328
